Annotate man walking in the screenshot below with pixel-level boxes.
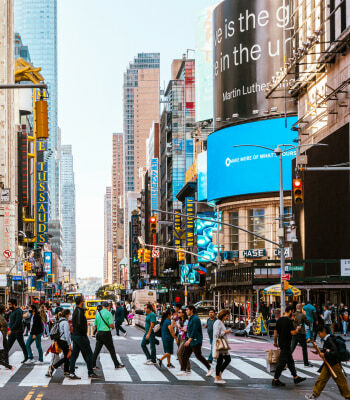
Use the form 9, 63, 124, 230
115, 302, 127, 337
203, 308, 217, 363
7, 299, 28, 363
272, 305, 306, 387
181, 305, 212, 377
291, 303, 312, 367
69, 296, 99, 380
141, 304, 157, 365
93, 301, 124, 370
305, 325, 350, 399
303, 301, 318, 340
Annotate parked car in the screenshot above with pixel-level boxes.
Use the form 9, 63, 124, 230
193, 300, 216, 315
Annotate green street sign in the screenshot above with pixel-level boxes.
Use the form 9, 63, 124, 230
289, 266, 304, 272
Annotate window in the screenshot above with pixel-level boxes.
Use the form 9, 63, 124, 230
229, 211, 239, 250
248, 208, 265, 249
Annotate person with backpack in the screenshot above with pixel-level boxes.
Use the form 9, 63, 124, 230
115, 302, 127, 337
305, 325, 350, 399
25, 304, 44, 364
7, 299, 28, 363
46, 309, 72, 377
92, 301, 124, 370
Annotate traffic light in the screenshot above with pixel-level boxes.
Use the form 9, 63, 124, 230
283, 280, 289, 291
138, 248, 144, 262
150, 215, 157, 234
293, 178, 304, 204
177, 248, 185, 262
35, 100, 49, 139
144, 249, 151, 263
24, 261, 32, 271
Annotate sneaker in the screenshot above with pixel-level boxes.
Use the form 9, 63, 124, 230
35, 361, 44, 365
294, 376, 307, 385
304, 363, 313, 368
115, 364, 125, 369
124, 332, 128, 337
47, 365, 54, 377
93, 366, 100, 370
305, 395, 317, 399
69, 374, 81, 380
176, 371, 190, 376
167, 363, 175, 368
157, 359, 163, 368
64, 372, 70, 376
206, 368, 215, 377
146, 360, 156, 365
21, 358, 29, 364
272, 379, 286, 387
214, 379, 226, 384
25, 359, 34, 364
88, 372, 100, 379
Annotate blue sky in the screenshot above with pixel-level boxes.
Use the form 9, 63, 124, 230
58, 0, 219, 278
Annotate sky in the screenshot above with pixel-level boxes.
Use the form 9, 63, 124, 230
57, 0, 219, 279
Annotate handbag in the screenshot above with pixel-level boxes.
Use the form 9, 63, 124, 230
267, 349, 280, 364
215, 336, 230, 352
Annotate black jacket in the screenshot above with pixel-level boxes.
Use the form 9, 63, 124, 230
30, 313, 44, 335
9, 308, 24, 333
72, 307, 88, 336
322, 335, 340, 367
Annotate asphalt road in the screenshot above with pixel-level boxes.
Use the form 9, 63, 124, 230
2, 324, 345, 400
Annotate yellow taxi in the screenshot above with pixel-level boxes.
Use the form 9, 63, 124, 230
85, 299, 103, 320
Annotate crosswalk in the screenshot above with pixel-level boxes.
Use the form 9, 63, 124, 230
0, 351, 330, 387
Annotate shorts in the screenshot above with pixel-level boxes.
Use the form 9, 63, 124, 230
163, 340, 174, 355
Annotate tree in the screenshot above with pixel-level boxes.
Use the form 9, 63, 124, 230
95, 283, 124, 300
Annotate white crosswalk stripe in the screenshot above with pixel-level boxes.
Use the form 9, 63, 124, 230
3, 351, 322, 387
113, 336, 127, 341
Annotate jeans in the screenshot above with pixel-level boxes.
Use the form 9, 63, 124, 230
182, 343, 211, 371
69, 335, 94, 375
93, 331, 121, 368
25, 333, 43, 362
53, 339, 70, 373
8, 331, 28, 359
274, 347, 297, 380
115, 322, 126, 336
216, 354, 231, 376
290, 333, 309, 365
208, 338, 213, 362
141, 332, 156, 362
343, 321, 348, 335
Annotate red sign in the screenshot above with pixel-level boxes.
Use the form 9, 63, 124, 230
3, 250, 11, 259
281, 273, 290, 281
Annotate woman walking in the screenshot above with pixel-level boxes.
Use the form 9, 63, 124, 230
39, 305, 49, 338
0, 304, 12, 369
212, 309, 232, 384
47, 309, 72, 377
25, 305, 44, 364
176, 308, 191, 375
158, 309, 177, 369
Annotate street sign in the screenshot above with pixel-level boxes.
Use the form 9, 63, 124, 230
0, 188, 10, 203
281, 273, 290, 281
0, 274, 7, 287
288, 266, 304, 272
152, 248, 159, 258
3, 250, 11, 259
341, 260, 350, 276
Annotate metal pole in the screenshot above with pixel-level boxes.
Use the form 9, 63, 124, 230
279, 152, 286, 314
0, 83, 48, 89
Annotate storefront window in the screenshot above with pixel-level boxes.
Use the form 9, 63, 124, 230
248, 208, 265, 249
229, 211, 239, 250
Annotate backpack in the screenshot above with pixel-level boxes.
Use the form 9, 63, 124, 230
334, 336, 350, 362
50, 319, 63, 341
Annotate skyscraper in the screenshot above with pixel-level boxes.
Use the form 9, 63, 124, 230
104, 187, 112, 285
60, 145, 76, 280
14, 0, 59, 221
112, 133, 124, 284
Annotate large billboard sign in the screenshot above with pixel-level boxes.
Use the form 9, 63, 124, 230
207, 117, 297, 201
213, 0, 296, 128
151, 158, 158, 212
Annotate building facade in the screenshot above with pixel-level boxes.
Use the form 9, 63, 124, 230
60, 145, 76, 281
14, 0, 60, 221
104, 187, 112, 285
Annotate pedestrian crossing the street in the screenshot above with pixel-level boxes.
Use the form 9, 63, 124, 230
0, 351, 326, 387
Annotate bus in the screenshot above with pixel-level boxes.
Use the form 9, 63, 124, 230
65, 292, 83, 303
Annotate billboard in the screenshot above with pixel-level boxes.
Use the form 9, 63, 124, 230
197, 151, 207, 201
44, 251, 52, 273
180, 264, 200, 285
213, 0, 296, 128
195, 6, 215, 122
185, 197, 195, 247
196, 212, 219, 263
151, 158, 158, 212
207, 117, 297, 201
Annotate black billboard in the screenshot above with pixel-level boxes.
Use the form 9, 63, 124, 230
213, 0, 297, 129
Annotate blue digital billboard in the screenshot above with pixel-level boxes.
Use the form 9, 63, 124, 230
196, 212, 221, 262
180, 264, 200, 284
207, 117, 297, 201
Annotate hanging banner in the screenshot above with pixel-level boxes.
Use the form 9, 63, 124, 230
151, 158, 159, 212
185, 197, 195, 247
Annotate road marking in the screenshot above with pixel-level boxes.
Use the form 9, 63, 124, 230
249, 358, 312, 378
295, 363, 322, 375
62, 354, 91, 385
127, 354, 168, 382
0, 351, 24, 387
113, 336, 127, 341
230, 357, 272, 379
227, 339, 245, 343
130, 337, 142, 341
19, 365, 51, 387
191, 358, 241, 380
99, 353, 132, 382
165, 356, 204, 381
24, 390, 35, 400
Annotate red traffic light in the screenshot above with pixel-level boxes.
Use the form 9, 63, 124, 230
293, 179, 302, 188
150, 216, 157, 223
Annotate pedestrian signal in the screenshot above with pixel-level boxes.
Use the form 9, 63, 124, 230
293, 178, 304, 204
144, 249, 151, 263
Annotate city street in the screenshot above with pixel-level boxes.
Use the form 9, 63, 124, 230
1, 324, 345, 400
